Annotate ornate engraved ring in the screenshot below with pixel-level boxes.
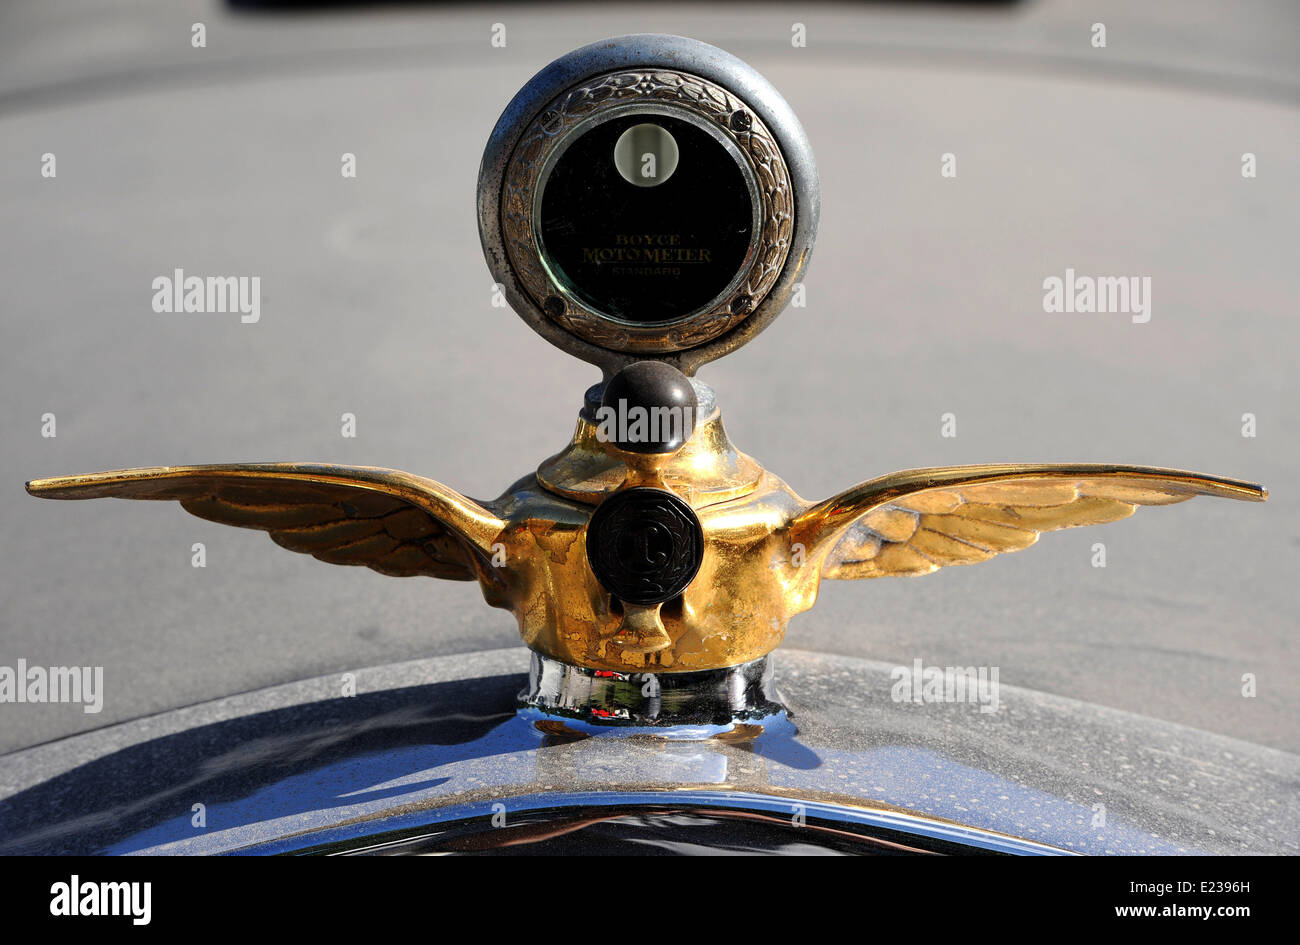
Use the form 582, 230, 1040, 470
499, 69, 793, 355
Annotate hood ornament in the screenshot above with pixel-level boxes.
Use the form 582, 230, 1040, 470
28, 36, 1265, 732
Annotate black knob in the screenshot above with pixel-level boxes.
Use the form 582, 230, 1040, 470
586, 487, 704, 606
598, 362, 698, 454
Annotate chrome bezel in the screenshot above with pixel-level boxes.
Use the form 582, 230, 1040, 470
478, 34, 820, 377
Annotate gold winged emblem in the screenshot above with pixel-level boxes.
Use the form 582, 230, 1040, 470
25, 36, 1269, 678
27, 465, 503, 582
795, 464, 1265, 580
27, 445, 1266, 673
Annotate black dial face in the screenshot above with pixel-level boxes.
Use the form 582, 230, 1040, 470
537, 112, 755, 325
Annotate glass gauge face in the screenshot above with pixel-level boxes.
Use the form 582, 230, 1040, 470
536, 112, 755, 325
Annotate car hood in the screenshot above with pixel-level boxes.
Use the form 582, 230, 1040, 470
0, 647, 1295, 855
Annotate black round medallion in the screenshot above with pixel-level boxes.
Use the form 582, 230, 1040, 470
585, 487, 704, 605
599, 361, 699, 454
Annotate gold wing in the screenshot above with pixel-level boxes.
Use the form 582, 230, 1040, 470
25, 464, 506, 581
790, 464, 1266, 580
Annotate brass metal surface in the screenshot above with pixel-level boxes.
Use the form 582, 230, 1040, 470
25, 464, 505, 582
27, 417, 1266, 673
791, 464, 1267, 580
537, 409, 761, 504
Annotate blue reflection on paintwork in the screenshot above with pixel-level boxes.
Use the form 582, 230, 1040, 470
97, 712, 1182, 855
107, 714, 545, 854
0, 667, 1194, 856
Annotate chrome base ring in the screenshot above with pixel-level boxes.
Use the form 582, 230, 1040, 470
519, 652, 787, 735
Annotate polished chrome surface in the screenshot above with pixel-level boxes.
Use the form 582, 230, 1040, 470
520, 652, 785, 733
299, 793, 1071, 856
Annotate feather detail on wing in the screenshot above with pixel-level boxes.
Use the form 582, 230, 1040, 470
788, 464, 1266, 580
25, 464, 506, 581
